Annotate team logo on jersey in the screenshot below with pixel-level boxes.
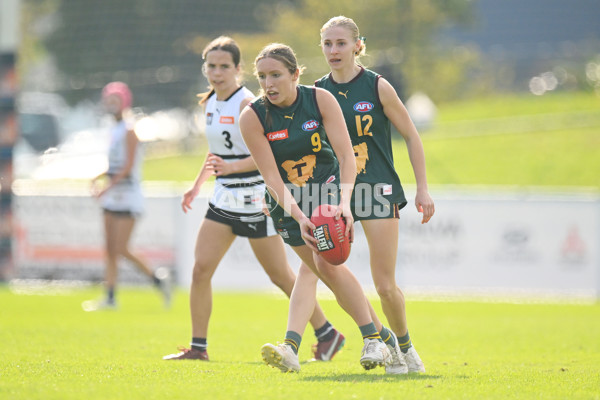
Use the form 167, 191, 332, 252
353, 142, 369, 174
219, 116, 234, 124
325, 175, 336, 184
281, 155, 316, 187
267, 129, 289, 141
353, 101, 374, 112
207, 113, 213, 125
302, 120, 319, 131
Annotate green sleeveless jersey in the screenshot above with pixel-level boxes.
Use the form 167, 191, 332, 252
315, 67, 407, 212
249, 85, 339, 217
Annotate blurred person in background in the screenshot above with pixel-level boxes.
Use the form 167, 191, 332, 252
163, 36, 345, 362
82, 81, 171, 312
315, 16, 435, 373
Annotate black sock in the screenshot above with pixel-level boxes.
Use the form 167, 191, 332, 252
191, 337, 207, 352
314, 321, 335, 342
107, 287, 115, 303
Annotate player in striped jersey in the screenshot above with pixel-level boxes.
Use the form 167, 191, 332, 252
163, 37, 344, 362
316, 16, 435, 373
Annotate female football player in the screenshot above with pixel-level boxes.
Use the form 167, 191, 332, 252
315, 16, 435, 373
83, 81, 171, 311
163, 37, 344, 362
240, 43, 392, 372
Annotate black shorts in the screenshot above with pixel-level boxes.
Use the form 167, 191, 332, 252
205, 204, 277, 238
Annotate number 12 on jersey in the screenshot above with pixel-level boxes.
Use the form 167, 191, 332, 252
355, 115, 373, 137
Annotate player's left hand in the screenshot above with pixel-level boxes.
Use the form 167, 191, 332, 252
416, 190, 435, 224
206, 154, 230, 176
334, 203, 354, 243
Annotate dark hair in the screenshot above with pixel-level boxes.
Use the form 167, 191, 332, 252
197, 36, 242, 105
253, 43, 304, 128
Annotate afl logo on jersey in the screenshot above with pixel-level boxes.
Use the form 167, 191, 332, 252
353, 101, 374, 112
302, 120, 319, 131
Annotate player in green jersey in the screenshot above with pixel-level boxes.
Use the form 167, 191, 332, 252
240, 43, 391, 373
317, 16, 436, 374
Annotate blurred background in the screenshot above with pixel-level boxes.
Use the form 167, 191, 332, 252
1, 0, 599, 299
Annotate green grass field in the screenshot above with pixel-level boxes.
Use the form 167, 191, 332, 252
6, 93, 599, 398
143, 91, 600, 188
1, 286, 599, 400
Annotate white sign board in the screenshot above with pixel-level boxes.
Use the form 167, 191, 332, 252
13, 188, 600, 299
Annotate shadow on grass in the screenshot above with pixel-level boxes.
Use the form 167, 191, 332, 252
300, 373, 444, 382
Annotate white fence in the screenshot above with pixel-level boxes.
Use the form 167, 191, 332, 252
12, 183, 600, 300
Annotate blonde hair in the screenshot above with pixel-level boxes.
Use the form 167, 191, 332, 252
320, 16, 366, 57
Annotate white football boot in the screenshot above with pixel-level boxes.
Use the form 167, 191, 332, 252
385, 340, 408, 374
261, 343, 301, 373
360, 338, 391, 370
81, 298, 117, 312
403, 346, 426, 373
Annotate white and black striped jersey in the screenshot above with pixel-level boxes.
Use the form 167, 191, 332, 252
205, 86, 264, 214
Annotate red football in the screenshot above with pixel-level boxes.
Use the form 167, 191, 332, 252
310, 204, 351, 265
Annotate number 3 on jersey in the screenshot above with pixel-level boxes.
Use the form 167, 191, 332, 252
355, 115, 373, 137
222, 131, 233, 149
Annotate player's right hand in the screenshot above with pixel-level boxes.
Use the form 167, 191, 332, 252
181, 187, 198, 213
299, 216, 318, 253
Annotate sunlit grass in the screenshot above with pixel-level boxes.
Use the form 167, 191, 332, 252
395, 126, 600, 187
1, 287, 599, 400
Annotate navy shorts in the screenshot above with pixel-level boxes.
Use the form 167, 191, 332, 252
205, 203, 277, 238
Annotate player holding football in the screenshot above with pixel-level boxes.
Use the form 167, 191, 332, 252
163, 36, 345, 362
240, 43, 392, 372
315, 16, 435, 373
